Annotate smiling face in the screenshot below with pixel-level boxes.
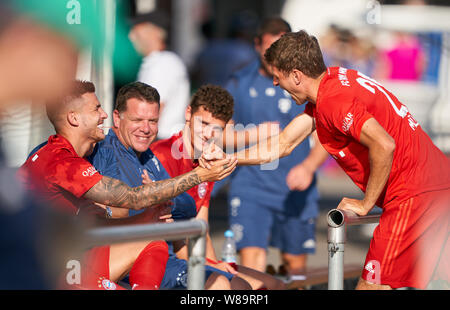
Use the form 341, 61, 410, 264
113, 97, 159, 156
78, 92, 108, 142
186, 106, 226, 158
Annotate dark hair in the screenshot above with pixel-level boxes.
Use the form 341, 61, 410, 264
264, 30, 327, 78
115, 82, 160, 113
256, 16, 291, 40
190, 85, 234, 122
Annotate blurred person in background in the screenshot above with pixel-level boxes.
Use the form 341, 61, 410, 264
0, 3, 79, 289
320, 25, 377, 77
191, 11, 258, 89
375, 31, 425, 81
374, 0, 428, 81
129, 10, 190, 140
222, 17, 329, 276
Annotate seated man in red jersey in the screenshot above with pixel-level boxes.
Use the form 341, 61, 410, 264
18, 81, 237, 290
151, 84, 286, 290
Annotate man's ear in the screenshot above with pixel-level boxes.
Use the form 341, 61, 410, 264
292, 69, 303, 85
185, 105, 192, 123
113, 110, 121, 128
67, 111, 79, 127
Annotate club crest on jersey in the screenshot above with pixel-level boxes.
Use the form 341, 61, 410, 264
97, 277, 117, 290
198, 182, 207, 198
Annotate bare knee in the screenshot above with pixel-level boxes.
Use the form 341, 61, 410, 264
206, 273, 231, 290
230, 276, 252, 290
236, 265, 286, 290
281, 253, 307, 274
240, 247, 266, 272
356, 277, 392, 290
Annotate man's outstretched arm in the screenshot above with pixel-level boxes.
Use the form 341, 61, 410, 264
234, 113, 316, 166
220, 121, 280, 151
84, 158, 237, 210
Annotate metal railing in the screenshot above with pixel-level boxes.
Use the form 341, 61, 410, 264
84, 219, 208, 290
327, 208, 381, 290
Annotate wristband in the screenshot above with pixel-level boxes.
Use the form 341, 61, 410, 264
206, 258, 219, 265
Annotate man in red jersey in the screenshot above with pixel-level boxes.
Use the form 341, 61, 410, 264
19, 81, 237, 290
201, 30, 450, 290
151, 84, 286, 289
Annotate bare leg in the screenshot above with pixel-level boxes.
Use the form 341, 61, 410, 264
230, 276, 252, 290
205, 273, 232, 290
236, 265, 286, 290
239, 247, 266, 272
281, 253, 307, 274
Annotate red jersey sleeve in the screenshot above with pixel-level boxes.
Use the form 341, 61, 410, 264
50, 157, 103, 198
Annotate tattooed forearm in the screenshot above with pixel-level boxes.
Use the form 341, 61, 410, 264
84, 170, 202, 210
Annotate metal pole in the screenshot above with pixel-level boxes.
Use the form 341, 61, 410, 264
327, 209, 381, 290
187, 233, 206, 290
84, 219, 208, 247
327, 217, 346, 290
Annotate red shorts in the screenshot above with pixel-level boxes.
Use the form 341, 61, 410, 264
61, 245, 124, 290
362, 188, 450, 289
82, 245, 111, 283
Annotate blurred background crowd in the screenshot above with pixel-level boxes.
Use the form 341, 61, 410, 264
0, 0, 449, 289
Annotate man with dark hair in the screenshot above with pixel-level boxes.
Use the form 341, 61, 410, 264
114, 81, 160, 113
222, 17, 329, 276
20, 80, 237, 290
264, 30, 327, 79
151, 84, 286, 289
203, 29, 450, 290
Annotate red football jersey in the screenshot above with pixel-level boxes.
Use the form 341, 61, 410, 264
305, 67, 450, 208
18, 134, 103, 215
151, 131, 214, 213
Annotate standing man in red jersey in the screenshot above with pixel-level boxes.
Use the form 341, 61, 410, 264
201, 30, 450, 290
151, 84, 286, 289
19, 81, 237, 290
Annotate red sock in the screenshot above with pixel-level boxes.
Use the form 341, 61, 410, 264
129, 241, 169, 290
